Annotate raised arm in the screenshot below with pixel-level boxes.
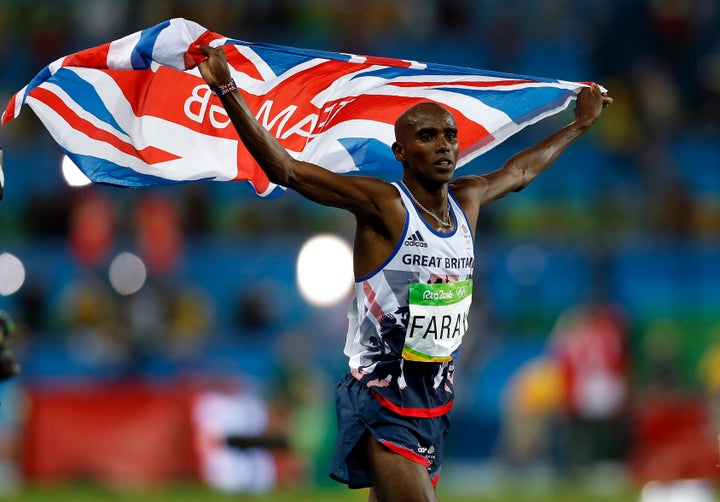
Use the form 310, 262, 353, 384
196, 45, 398, 215
197, 45, 405, 278
451, 84, 612, 221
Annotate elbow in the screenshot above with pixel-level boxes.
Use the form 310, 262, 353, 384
266, 169, 290, 186
264, 157, 300, 188
512, 167, 532, 192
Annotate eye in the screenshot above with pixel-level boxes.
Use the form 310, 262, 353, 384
446, 130, 458, 142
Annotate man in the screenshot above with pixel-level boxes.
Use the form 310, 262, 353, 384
198, 45, 612, 502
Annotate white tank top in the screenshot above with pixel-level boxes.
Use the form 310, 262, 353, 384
344, 182, 475, 416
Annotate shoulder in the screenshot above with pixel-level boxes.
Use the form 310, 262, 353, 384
348, 176, 405, 230
347, 176, 402, 208
448, 175, 492, 230
449, 175, 490, 203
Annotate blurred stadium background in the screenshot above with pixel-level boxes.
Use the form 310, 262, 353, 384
0, 0, 719, 500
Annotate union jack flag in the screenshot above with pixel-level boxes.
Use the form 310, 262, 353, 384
2, 18, 595, 197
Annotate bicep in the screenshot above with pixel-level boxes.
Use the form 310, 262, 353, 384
451, 168, 526, 226
480, 166, 527, 201
286, 162, 405, 276
453, 167, 525, 206
284, 160, 398, 217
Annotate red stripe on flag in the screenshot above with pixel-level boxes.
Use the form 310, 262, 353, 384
355, 55, 416, 69
31, 87, 181, 165
183, 29, 224, 69
1, 94, 18, 125
320, 94, 491, 148
226, 46, 266, 81
232, 142, 271, 189
62, 43, 112, 70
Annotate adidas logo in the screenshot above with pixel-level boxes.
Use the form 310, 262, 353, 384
404, 230, 428, 247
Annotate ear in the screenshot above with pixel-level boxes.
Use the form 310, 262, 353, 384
392, 142, 405, 161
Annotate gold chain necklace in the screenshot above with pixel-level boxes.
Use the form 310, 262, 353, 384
400, 180, 453, 229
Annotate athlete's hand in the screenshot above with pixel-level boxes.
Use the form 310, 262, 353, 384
574, 83, 612, 128
197, 45, 233, 88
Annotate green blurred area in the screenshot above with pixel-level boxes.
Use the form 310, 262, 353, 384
0, 481, 644, 502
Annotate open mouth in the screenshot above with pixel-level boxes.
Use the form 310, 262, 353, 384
435, 158, 454, 169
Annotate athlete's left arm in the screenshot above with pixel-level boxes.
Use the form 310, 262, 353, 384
451, 85, 612, 223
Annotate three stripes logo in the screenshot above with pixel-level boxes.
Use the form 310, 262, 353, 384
404, 230, 428, 248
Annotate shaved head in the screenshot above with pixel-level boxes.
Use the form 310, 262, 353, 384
394, 102, 456, 143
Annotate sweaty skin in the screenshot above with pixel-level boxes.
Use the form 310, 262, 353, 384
197, 44, 612, 502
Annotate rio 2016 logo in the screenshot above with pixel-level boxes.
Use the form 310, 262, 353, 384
455, 285, 469, 297
422, 290, 453, 301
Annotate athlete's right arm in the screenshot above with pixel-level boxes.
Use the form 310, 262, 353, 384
197, 45, 397, 218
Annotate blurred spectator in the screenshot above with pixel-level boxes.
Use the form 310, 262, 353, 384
0, 311, 21, 382
165, 284, 215, 360
497, 355, 563, 473
123, 278, 173, 364
180, 184, 212, 236
68, 190, 115, 267
57, 272, 128, 376
639, 318, 685, 393
134, 193, 183, 275
273, 330, 336, 485
0, 381, 24, 495
549, 303, 631, 474
15, 280, 48, 334
697, 323, 720, 432
0, 310, 26, 495
234, 282, 279, 333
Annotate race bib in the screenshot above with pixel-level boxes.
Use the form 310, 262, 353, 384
402, 279, 473, 362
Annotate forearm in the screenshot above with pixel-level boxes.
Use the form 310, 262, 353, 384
219, 90, 298, 187
197, 45, 299, 186
506, 119, 591, 189
501, 84, 608, 192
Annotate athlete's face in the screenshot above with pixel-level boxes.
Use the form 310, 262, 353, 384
392, 103, 459, 184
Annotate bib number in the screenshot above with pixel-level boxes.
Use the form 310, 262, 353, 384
402, 280, 472, 362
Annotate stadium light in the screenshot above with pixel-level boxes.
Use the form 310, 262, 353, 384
61, 155, 92, 187
296, 234, 353, 307
0, 253, 25, 296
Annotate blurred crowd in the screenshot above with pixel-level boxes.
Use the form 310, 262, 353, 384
0, 0, 719, 494
1, 0, 719, 239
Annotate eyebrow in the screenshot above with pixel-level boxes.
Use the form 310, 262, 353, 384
414, 126, 458, 136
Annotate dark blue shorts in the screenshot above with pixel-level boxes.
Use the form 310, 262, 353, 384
329, 373, 450, 489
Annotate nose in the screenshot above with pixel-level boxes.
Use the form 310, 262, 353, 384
437, 136, 451, 152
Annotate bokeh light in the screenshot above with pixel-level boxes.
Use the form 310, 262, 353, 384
296, 234, 353, 307
0, 252, 25, 296
62, 155, 92, 187
108, 252, 147, 296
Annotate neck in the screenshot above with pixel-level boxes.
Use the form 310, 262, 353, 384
400, 179, 453, 229
402, 178, 448, 206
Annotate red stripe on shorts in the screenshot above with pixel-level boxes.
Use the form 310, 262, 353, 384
380, 440, 430, 468
371, 390, 454, 418
430, 471, 441, 487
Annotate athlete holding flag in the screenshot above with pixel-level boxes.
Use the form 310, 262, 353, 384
198, 44, 611, 502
